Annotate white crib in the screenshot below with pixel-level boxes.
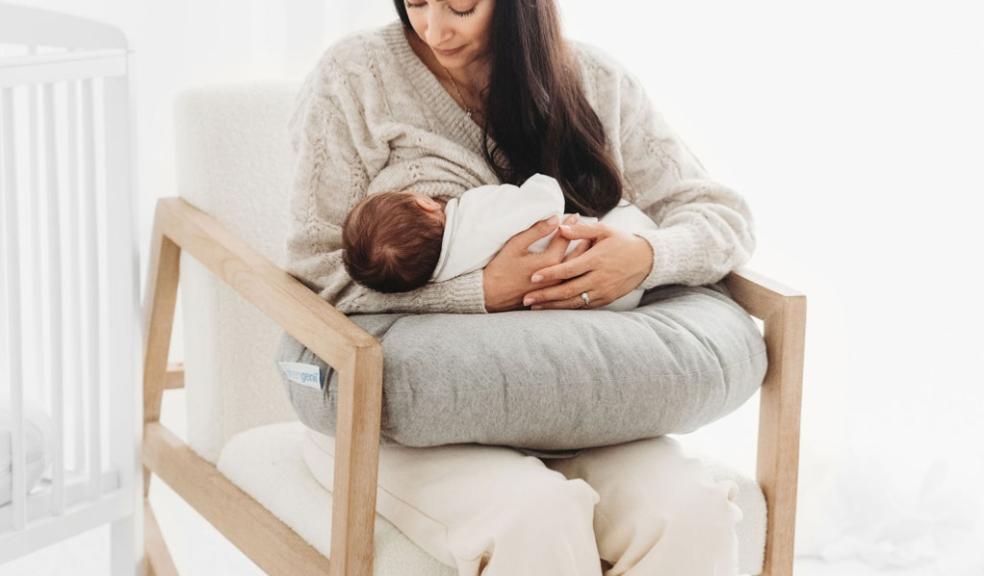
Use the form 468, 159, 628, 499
0, 4, 141, 573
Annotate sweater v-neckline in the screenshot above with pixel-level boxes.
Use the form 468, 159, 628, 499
382, 20, 487, 151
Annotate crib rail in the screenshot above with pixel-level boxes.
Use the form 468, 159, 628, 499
0, 4, 140, 569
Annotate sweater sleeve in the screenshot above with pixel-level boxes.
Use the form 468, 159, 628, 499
616, 73, 757, 290
284, 58, 488, 315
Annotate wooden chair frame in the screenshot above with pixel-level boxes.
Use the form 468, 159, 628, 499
140, 196, 806, 576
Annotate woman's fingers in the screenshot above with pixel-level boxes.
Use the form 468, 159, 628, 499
529, 250, 593, 285
562, 237, 592, 262
542, 214, 578, 259
524, 272, 597, 307
530, 294, 597, 310
558, 221, 608, 241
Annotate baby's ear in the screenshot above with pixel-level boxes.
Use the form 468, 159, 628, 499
415, 195, 444, 212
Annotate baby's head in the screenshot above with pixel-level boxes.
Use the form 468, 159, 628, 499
342, 191, 448, 293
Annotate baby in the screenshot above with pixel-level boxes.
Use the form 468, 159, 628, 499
341, 174, 659, 311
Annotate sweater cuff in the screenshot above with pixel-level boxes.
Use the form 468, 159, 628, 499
633, 225, 707, 291
440, 268, 489, 314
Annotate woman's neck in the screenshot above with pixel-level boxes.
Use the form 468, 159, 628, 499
404, 26, 490, 104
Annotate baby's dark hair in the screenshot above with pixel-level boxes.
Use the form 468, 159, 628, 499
341, 191, 446, 293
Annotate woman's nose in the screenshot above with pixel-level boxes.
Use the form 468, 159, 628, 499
425, 11, 452, 46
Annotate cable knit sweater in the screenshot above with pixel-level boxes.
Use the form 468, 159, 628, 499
286, 20, 756, 315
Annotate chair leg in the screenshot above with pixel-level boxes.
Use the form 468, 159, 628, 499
142, 208, 180, 495
142, 210, 181, 432
144, 499, 179, 576
756, 295, 806, 576
141, 205, 183, 575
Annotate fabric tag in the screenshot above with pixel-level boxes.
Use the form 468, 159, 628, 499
278, 361, 322, 390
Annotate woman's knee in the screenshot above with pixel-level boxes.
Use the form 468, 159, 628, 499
528, 477, 601, 525
447, 477, 602, 574
596, 473, 741, 575
490, 477, 600, 538
644, 468, 739, 532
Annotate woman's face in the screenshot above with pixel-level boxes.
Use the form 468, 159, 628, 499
403, 0, 495, 71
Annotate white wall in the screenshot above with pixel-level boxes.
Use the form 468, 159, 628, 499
559, 1, 984, 569
9, 0, 984, 571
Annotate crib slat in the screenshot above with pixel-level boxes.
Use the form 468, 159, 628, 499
42, 81, 66, 515
2, 86, 28, 531
81, 77, 102, 500
103, 71, 140, 575
0, 93, 7, 419
67, 78, 86, 474
27, 47, 48, 412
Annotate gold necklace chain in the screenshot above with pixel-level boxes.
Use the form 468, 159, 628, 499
440, 64, 474, 118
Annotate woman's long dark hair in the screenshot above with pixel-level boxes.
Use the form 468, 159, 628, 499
393, 0, 622, 217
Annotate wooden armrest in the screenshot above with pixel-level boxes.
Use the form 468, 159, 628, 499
724, 266, 804, 321
142, 197, 381, 576
724, 267, 806, 576
150, 197, 377, 365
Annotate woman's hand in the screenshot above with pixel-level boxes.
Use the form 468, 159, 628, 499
522, 221, 654, 310
483, 214, 590, 313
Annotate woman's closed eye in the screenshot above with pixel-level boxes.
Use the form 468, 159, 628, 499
405, 1, 478, 17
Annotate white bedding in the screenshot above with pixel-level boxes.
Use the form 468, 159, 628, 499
0, 402, 52, 506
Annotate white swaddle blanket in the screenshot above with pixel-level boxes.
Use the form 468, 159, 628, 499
430, 173, 659, 311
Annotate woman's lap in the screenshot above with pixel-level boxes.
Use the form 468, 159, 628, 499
545, 436, 741, 575
326, 440, 603, 575
326, 436, 740, 576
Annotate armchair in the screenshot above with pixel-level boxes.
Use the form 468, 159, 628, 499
140, 84, 805, 576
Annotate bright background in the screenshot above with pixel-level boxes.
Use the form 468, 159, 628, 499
3, 0, 983, 574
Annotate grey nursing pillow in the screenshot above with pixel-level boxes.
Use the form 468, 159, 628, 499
276, 281, 767, 451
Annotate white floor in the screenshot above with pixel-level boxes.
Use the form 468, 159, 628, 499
0, 506, 938, 576
0, 389, 945, 575
0, 477, 943, 576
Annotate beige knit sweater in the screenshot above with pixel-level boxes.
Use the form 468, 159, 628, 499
285, 20, 756, 315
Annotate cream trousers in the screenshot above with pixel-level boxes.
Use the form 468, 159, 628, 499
304, 433, 742, 576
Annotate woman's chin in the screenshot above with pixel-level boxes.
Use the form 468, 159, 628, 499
432, 46, 468, 63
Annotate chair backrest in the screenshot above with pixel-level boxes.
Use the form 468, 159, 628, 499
173, 82, 301, 462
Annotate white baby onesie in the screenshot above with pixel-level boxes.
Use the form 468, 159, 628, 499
430, 173, 659, 311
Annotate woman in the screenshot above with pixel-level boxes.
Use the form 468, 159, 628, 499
286, 0, 756, 573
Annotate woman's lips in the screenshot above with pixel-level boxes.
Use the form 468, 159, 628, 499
433, 45, 465, 58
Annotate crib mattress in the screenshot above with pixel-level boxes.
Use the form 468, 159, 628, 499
217, 422, 766, 575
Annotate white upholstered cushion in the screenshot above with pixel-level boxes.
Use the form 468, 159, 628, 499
174, 82, 301, 462
216, 421, 456, 575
